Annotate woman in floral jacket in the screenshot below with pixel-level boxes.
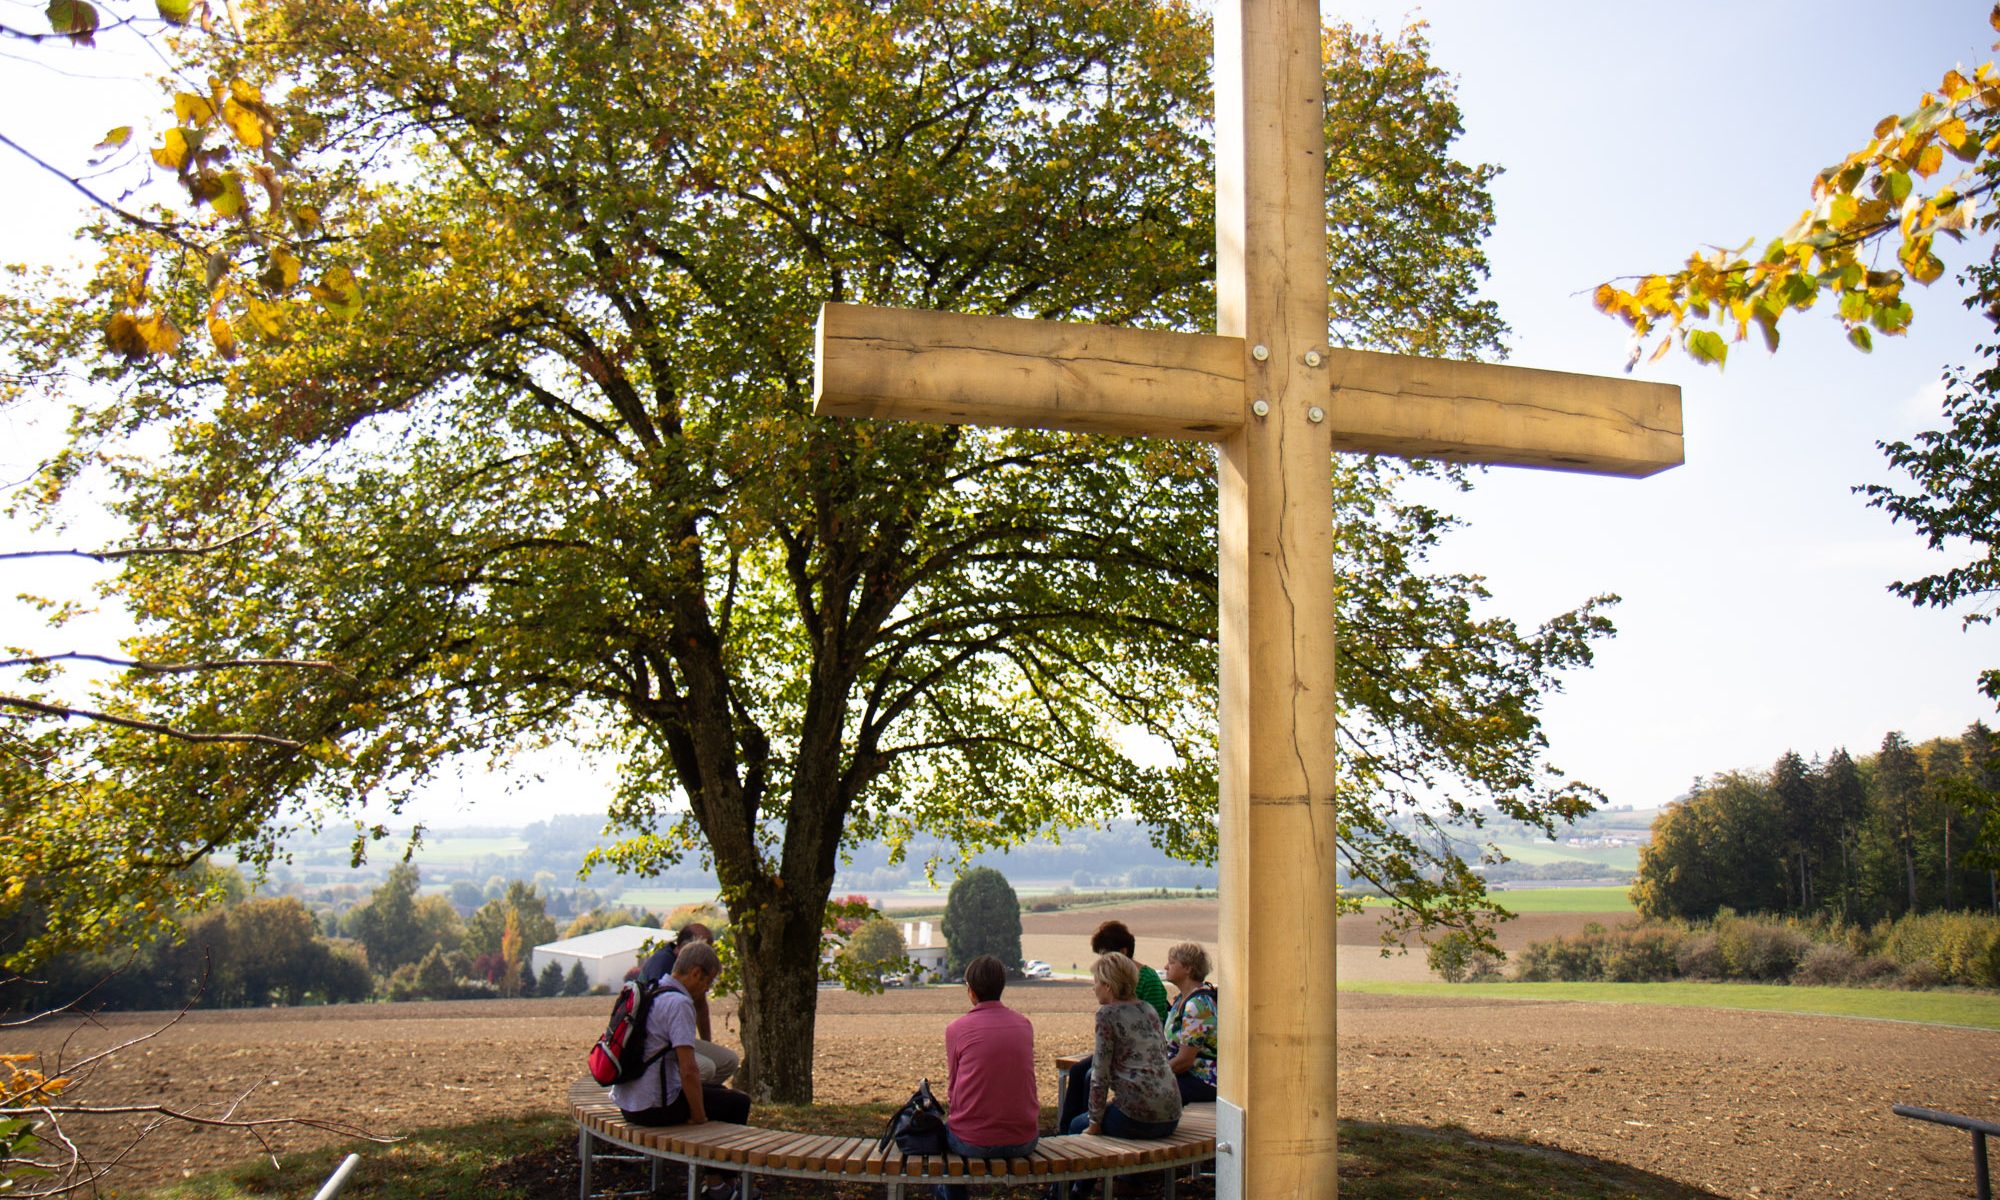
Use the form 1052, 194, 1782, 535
1162, 941, 1218, 1103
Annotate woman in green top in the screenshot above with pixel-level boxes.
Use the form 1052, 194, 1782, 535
1089, 919, 1167, 1021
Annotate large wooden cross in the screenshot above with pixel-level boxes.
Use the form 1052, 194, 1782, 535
812, 3, 1682, 1196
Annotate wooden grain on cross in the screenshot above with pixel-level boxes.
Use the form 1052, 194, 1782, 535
811, 3, 1682, 1196
818, 302, 1682, 474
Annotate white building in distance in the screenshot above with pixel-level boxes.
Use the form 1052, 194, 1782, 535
901, 919, 948, 981
531, 925, 663, 991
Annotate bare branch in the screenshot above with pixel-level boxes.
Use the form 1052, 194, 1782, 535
1, 652, 338, 676
0, 523, 274, 565
0, 695, 305, 750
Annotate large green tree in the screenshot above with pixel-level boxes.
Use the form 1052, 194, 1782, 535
3, 0, 1610, 1100
940, 866, 1022, 974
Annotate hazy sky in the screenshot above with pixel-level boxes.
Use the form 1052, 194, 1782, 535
5, 1, 1998, 829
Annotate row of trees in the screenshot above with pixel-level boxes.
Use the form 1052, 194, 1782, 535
1634, 724, 2000, 922
0, 865, 594, 1011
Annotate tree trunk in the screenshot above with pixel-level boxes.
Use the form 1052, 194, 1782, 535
731, 880, 833, 1104
1904, 841, 1919, 912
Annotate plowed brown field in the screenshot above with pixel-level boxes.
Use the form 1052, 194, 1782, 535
11, 902, 1997, 1199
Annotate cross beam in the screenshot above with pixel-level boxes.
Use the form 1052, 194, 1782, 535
817, 302, 1683, 475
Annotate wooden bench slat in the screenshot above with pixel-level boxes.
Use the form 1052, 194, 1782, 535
736, 1128, 807, 1166
670, 1123, 770, 1161
778, 1133, 842, 1170
856, 1136, 895, 1175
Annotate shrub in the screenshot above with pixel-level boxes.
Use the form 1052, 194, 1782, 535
1676, 932, 1725, 980
1852, 954, 1903, 986
1427, 932, 1487, 983
1792, 943, 1859, 988
1900, 959, 1943, 990
1714, 915, 1810, 982
1877, 912, 2000, 987
1602, 926, 1684, 982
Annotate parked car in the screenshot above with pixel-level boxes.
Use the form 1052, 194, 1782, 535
1021, 960, 1053, 979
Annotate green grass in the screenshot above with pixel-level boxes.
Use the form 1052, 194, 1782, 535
1341, 978, 2000, 1030
1485, 839, 1640, 869
136, 1108, 1722, 1200
1354, 886, 1634, 913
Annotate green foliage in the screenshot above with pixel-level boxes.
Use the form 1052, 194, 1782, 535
1632, 774, 1787, 920
563, 960, 590, 997
940, 867, 1023, 974
1634, 728, 2000, 926
838, 917, 907, 984
463, 883, 556, 962
2, 0, 1605, 1098
344, 864, 463, 975
1861, 302, 2000, 711
1424, 930, 1499, 983
1510, 909, 2000, 989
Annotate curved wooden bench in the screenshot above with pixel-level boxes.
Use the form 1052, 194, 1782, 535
570, 1077, 1217, 1199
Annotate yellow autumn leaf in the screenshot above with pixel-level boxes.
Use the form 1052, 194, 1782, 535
174, 91, 215, 127
150, 128, 192, 172
260, 249, 302, 290
308, 265, 362, 317
137, 313, 180, 354
106, 312, 180, 358
210, 170, 248, 217
229, 78, 265, 105
207, 302, 239, 359
95, 125, 132, 151
245, 294, 284, 337
222, 96, 266, 148
1914, 143, 1944, 178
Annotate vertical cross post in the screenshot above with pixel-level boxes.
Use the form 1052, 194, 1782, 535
1214, 2, 1340, 1196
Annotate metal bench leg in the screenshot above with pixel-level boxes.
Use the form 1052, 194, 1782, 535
1977, 1129, 1991, 1200
686, 1163, 698, 1200
578, 1129, 593, 1200
1164, 1166, 1176, 1200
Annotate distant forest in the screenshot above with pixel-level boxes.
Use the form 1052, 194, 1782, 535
1635, 724, 1999, 921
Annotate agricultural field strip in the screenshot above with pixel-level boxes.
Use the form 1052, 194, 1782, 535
1340, 979, 2000, 1030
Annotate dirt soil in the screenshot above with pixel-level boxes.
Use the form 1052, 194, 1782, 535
10, 904, 1997, 1199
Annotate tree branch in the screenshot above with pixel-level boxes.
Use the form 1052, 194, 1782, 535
0, 695, 306, 750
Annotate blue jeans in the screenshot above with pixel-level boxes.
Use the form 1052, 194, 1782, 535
1065, 1106, 1178, 1139
934, 1127, 1038, 1200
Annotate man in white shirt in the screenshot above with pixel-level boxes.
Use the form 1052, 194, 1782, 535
609, 942, 752, 1129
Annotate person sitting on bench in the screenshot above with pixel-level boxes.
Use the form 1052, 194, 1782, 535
638, 922, 740, 1086
611, 942, 752, 1198
937, 954, 1039, 1200
1162, 941, 1217, 1104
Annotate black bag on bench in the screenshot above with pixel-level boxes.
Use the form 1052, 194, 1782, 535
878, 1078, 948, 1155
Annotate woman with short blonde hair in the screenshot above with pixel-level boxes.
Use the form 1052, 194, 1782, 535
1091, 950, 1139, 1001
1059, 951, 1180, 1175
1163, 942, 1218, 1104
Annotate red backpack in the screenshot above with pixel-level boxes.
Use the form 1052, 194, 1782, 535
587, 978, 673, 1086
